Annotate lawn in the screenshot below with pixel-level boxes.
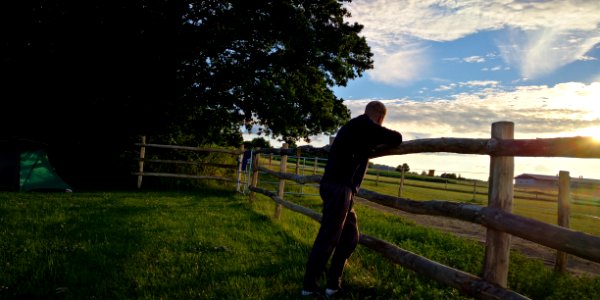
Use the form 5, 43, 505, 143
2, 188, 600, 299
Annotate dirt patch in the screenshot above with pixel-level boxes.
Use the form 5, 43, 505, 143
356, 197, 600, 278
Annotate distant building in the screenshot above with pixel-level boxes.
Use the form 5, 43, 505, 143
514, 174, 558, 188
514, 173, 600, 189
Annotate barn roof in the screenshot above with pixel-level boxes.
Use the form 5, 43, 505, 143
514, 173, 557, 181
515, 173, 600, 184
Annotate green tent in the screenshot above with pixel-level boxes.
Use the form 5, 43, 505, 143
0, 139, 72, 192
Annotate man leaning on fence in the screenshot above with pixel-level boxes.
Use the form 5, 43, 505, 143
301, 101, 403, 298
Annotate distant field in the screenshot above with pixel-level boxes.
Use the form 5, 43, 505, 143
257, 157, 600, 237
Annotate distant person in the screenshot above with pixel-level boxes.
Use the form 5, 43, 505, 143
301, 101, 403, 298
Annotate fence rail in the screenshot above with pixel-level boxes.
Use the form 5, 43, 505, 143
249, 185, 529, 300
248, 121, 600, 300
133, 136, 245, 190
372, 136, 600, 158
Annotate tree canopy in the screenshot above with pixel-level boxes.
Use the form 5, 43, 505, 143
396, 163, 410, 173
180, 0, 373, 143
1, 1, 373, 188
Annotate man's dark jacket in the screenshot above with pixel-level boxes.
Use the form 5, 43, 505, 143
321, 114, 402, 194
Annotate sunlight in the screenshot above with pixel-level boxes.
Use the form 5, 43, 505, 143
574, 127, 600, 142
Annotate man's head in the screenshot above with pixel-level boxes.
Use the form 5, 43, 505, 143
365, 101, 387, 125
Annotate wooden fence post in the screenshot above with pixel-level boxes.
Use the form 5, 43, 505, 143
275, 143, 288, 219
313, 157, 318, 175
250, 151, 260, 202
137, 136, 146, 189
555, 170, 571, 272
236, 144, 244, 192
295, 147, 301, 175
398, 168, 405, 197
483, 121, 514, 287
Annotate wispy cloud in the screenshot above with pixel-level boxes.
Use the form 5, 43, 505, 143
498, 28, 600, 79
460, 80, 499, 87
345, 0, 600, 81
463, 56, 485, 63
369, 45, 430, 85
481, 65, 508, 71
579, 55, 598, 61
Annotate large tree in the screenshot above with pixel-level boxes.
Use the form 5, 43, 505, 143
1, 1, 373, 188
181, 0, 373, 143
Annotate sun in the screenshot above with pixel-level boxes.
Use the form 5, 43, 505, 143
575, 127, 600, 142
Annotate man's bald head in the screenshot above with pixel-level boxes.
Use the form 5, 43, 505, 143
365, 101, 387, 125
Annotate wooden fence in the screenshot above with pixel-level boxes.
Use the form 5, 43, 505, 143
248, 121, 600, 300
132, 136, 246, 191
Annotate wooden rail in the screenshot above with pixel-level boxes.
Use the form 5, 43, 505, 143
143, 159, 238, 170
253, 136, 600, 159
134, 142, 243, 155
251, 169, 600, 264
356, 189, 600, 264
250, 186, 529, 300
134, 136, 245, 189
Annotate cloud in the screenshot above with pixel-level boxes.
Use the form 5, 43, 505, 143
346, 0, 600, 43
498, 28, 600, 79
433, 81, 499, 92
579, 55, 598, 61
345, 0, 600, 80
344, 82, 600, 140
459, 80, 499, 87
463, 56, 485, 63
433, 84, 456, 92
368, 45, 430, 85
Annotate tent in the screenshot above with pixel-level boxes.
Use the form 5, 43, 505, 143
0, 139, 72, 192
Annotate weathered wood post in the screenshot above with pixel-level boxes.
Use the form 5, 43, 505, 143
275, 143, 288, 219
555, 170, 571, 272
236, 144, 244, 192
313, 157, 318, 175
483, 121, 514, 287
137, 136, 146, 189
398, 168, 405, 197
249, 151, 260, 202
295, 147, 301, 175
296, 148, 303, 195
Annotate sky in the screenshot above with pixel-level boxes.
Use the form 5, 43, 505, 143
246, 0, 600, 181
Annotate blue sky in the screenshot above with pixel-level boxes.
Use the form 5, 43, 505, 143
246, 0, 600, 180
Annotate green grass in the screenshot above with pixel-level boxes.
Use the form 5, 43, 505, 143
2, 189, 600, 299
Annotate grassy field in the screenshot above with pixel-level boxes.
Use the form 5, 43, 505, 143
258, 157, 600, 237
2, 188, 600, 299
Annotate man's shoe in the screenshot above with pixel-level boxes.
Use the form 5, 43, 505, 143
325, 287, 347, 298
301, 289, 327, 299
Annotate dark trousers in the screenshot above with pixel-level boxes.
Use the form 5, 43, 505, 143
302, 182, 359, 291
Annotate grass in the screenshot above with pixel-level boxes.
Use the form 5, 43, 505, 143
2, 188, 600, 299
1, 189, 310, 299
